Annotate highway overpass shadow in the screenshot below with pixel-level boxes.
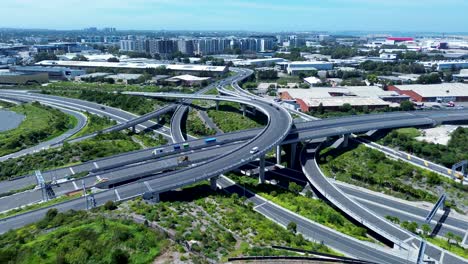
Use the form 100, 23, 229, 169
430, 207, 451, 238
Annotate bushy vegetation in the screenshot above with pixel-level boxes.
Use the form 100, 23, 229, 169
132, 131, 168, 148
0, 102, 74, 156
42, 89, 166, 115
387, 216, 468, 258
207, 102, 266, 132
319, 143, 467, 212
380, 127, 468, 168
228, 174, 372, 242
0, 210, 169, 264
71, 113, 116, 139
129, 182, 335, 262
186, 110, 216, 137
0, 132, 140, 180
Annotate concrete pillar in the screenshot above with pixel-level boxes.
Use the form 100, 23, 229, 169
216, 101, 219, 111
259, 155, 266, 184
210, 177, 218, 191
343, 134, 350, 148
132, 126, 136, 133
242, 105, 247, 117
276, 145, 282, 165
156, 116, 161, 124
290, 143, 297, 169
153, 193, 160, 203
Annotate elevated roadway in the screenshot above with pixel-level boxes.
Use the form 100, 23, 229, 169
300, 144, 468, 264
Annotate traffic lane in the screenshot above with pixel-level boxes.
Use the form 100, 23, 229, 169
0, 92, 161, 134
256, 202, 408, 264
0, 102, 88, 162
0, 129, 260, 193
292, 118, 436, 142
95, 142, 244, 187
144, 102, 291, 195
1, 143, 245, 213
338, 184, 468, 231
263, 166, 468, 235
302, 147, 465, 263
218, 177, 406, 263
355, 197, 466, 239
301, 147, 412, 243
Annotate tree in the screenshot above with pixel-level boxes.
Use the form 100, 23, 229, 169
34, 52, 58, 62
443, 72, 453, 82
446, 232, 455, 245
107, 57, 120, 62
367, 74, 378, 85
317, 103, 325, 115
72, 54, 88, 61
287, 222, 297, 233
417, 73, 441, 84
288, 182, 303, 193
110, 249, 129, 264
400, 100, 415, 111
104, 200, 117, 210
421, 224, 432, 237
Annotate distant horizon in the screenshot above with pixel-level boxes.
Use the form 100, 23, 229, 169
3, 0, 468, 34
2, 27, 468, 37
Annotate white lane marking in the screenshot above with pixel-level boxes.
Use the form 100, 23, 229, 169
144, 181, 153, 192
463, 230, 468, 245
403, 237, 414, 243
439, 251, 445, 263
69, 167, 75, 175
2, 93, 172, 137
114, 189, 121, 201
253, 201, 268, 210
93, 162, 99, 169
72, 181, 79, 190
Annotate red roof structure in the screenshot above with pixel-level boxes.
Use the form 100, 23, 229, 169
387, 37, 414, 42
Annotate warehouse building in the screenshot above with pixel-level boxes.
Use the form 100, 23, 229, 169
10, 66, 85, 80
278, 88, 392, 112
0, 71, 49, 85
35, 60, 228, 77
388, 83, 468, 102
286, 61, 333, 75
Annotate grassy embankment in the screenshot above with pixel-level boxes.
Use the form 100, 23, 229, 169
0, 102, 76, 157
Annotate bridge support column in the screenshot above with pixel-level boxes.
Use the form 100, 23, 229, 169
242, 105, 247, 117
156, 116, 161, 124
132, 126, 136, 134
216, 101, 219, 111
342, 134, 350, 148
153, 193, 160, 203
259, 155, 266, 184
210, 177, 218, 191
276, 145, 282, 165
289, 143, 297, 169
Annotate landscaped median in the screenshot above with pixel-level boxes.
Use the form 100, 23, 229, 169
0, 209, 169, 263
227, 173, 375, 243
127, 182, 337, 263
0, 102, 76, 157
318, 142, 467, 213
207, 101, 266, 132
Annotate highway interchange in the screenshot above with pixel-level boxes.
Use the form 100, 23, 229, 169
0, 68, 467, 263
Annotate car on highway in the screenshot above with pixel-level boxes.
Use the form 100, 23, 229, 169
205, 138, 217, 144
250, 147, 259, 154
152, 148, 164, 156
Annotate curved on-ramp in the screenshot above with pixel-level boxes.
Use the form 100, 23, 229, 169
0, 96, 88, 162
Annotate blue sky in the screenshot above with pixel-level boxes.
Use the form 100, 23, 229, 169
3, 0, 468, 32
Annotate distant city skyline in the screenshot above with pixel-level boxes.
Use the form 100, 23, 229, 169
3, 0, 468, 33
